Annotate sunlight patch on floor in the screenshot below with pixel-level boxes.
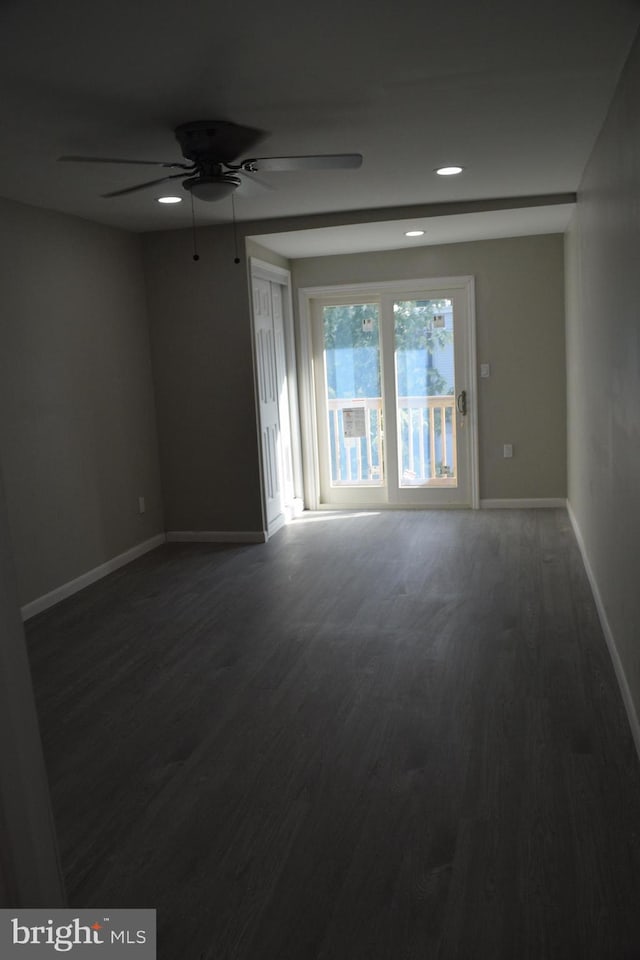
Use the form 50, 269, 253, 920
289, 511, 381, 524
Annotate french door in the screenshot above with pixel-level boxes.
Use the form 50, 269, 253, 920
308, 278, 477, 508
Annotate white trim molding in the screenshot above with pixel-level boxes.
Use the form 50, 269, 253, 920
480, 498, 567, 509
567, 502, 640, 763
166, 530, 267, 544
21, 533, 166, 621
248, 258, 291, 285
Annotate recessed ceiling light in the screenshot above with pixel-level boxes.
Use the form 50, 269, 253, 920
405, 230, 425, 237
435, 166, 464, 176
157, 196, 182, 204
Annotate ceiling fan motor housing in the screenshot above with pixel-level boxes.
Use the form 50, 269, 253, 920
174, 120, 264, 165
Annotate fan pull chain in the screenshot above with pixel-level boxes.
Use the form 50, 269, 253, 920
190, 193, 200, 261
231, 191, 240, 264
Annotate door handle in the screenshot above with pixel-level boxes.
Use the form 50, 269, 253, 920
456, 389, 467, 416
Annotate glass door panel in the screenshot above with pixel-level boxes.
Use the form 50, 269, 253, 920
393, 299, 457, 488
321, 302, 384, 488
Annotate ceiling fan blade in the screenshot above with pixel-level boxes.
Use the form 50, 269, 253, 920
58, 155, 192, 170
241, 153, 363, 173
101, 172, 186, 198
238, 171, 275, 195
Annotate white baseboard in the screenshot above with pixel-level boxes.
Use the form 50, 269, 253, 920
567, 501, 640, 763
166, 530, 267, 544
21, 533, 166, 621
480, 498, 567, 509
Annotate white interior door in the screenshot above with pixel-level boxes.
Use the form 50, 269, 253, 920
269, 281, 295, 513
251, 263, 300, 536
308, 277, 477, 508
253, 276, 285, 534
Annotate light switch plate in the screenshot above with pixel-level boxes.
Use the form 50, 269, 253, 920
480, 363, 490, 378
503, 444, 513, 458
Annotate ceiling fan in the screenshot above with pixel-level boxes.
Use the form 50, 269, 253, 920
58, 120, 363, 201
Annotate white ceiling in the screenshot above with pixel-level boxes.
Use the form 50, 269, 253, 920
251, 203, 576, 259
0, 0, 638, 248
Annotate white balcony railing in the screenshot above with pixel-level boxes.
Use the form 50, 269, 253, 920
327, 395, 456, 486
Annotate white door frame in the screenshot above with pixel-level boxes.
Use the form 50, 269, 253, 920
298, 275, 479, 510
249, 258, 305, 536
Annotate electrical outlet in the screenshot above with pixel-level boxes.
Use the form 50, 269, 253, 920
138, 496, 146, 514
503, 444, 513, 458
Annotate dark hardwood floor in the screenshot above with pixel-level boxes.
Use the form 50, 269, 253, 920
25, 509, 640, 959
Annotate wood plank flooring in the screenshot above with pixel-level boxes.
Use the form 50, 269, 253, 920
25, 509, 640, 959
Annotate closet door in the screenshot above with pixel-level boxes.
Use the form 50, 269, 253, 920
253, 276, 285, 533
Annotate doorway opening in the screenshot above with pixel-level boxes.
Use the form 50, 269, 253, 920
299, 277, 478, 509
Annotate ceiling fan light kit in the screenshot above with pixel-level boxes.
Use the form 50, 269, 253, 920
183, 174, 241, 202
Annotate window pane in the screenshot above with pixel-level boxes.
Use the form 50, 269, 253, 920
394, 299, 457, 487
322, 303, 384, 486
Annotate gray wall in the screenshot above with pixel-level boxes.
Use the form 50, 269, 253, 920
565, 32, 640, 724
0, 462, 65, 905
291, 236, 567, 501
143, 226, 264, 533
0, 198, 164, 605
